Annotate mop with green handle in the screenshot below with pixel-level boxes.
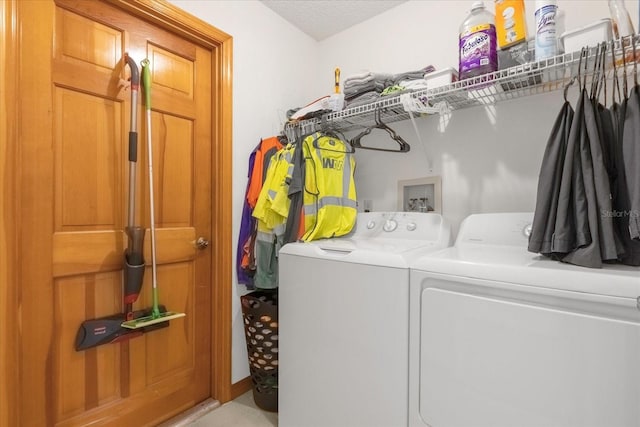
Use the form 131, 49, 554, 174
122, 59, 186, 329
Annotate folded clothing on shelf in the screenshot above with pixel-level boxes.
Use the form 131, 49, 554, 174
392, 65, 435, 85
345, 90, 381, 108
343, 66, 435, 102
344, 72, 393, 99
398, 79, 429, 91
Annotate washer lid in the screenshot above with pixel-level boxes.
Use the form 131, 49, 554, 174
281, 238, 448, 268
412, 212, 640, 300
279, 211, 452, 268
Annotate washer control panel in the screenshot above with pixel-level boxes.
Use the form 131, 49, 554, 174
383, 219, 398, 232
353, 212, 446, 241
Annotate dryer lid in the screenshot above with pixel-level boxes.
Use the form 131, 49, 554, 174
412, 213, 640, 300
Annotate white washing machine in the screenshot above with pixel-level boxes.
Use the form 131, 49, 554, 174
409, 212, 640, 427
279, 211, 451, 427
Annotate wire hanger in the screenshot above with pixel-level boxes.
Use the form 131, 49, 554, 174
563, 76, 576, 102
622, 36, 629, 99
350, 108, 411, 153
633, 34, 638, 88
582, 45, 591, 90
596, 41, 608, 105
318, 116, 352, 147
565, 47, 587, 102
611, 39, 621, 106
309, 132, 355, 154
590, 42, 605, 102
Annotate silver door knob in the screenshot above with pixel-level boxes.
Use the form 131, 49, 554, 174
195, 237, 209, 249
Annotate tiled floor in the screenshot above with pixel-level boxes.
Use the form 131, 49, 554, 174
189, 391, 278, 427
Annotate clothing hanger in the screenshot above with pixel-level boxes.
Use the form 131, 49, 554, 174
632, 35, 638, 88
611, 39, 621, 106
565, 47, 587, 102
309, 132, 355, 154
597, 42, 608, 105
589, 44, 600, 99
563, 76, 576, 102
622, 36, 629, 99
582, 45, 591, 90
350, 108, 411, 153
298, 118, 354, 154
591, 42, 607, 103
318, 116, 352, 147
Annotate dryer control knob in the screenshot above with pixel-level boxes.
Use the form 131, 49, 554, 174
366, 220, 376, 229
523, 224, 532, 237
383, 219, 398, 232
406, 222, 417, 231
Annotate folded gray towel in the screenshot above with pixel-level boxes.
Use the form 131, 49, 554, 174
344, 72, 393, 88
343, 71, 372, 83
344, 81, 387, 98
392, 66, 435, 85
345, 91, 381, 108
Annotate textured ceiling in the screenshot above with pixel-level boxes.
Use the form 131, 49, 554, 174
260, 0, 408, 41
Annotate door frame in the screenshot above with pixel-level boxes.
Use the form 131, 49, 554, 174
0, 0, 234, 424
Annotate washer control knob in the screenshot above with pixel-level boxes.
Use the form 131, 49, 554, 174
523, 224, 532, 238
383, 219, 398, 232
366, 220, 376, 229
407, 222, 417, 231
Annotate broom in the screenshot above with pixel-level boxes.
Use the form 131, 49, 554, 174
122, 59, 186, 329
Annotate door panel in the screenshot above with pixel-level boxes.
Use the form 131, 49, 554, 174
55, 87, 123, 231
56, 272, 122, 419
145, 112, 194, 226
19, 1, 216, 425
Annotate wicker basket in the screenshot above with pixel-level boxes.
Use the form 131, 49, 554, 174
241, 290, 278, 412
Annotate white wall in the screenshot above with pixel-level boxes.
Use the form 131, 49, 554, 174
168, 0, 639, 384
318, 0, 639, 234
167, 0, 319, 383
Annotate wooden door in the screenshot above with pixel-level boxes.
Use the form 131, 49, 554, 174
11, 1, 233, 425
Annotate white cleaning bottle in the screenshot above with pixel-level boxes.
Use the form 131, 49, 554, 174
608, 0, 635, 39
535, 0, 558, 61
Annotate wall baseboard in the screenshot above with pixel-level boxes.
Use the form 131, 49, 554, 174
230, 376, 253, 400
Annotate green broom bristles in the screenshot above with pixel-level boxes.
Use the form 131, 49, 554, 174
121, 311, 185, 329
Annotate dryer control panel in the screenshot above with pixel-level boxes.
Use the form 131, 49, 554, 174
456, 212, 534, 247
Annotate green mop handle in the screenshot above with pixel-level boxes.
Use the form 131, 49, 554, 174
141, 58, 152, 111
141, 59, 160, 318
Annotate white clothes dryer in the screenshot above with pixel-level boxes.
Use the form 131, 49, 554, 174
279, 212, 451, 427
409, 212, 640, 427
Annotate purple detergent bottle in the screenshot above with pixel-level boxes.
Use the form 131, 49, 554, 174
459, 1, 498, 80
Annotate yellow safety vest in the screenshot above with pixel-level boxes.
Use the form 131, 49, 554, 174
253, 144, 296, 231
252, 144, 296, 288
302, 132, 357, 241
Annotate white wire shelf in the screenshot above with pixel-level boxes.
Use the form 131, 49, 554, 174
284, 35, 640, 137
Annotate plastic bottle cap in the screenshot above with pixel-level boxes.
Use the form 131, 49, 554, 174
471, 1, 485, 10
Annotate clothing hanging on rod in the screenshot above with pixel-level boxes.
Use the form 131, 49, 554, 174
252, 142, 297, 289
619, 37, 640, 264
529, 40, 640, 268
297, 131, 358, 242
236, 136, 285, 289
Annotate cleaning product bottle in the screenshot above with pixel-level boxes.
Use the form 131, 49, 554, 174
608, 0, 635, 39
459, 1, 498, 80
329, 67, 344, 111
555, 6, 565, 54
534, 0, 558, 61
